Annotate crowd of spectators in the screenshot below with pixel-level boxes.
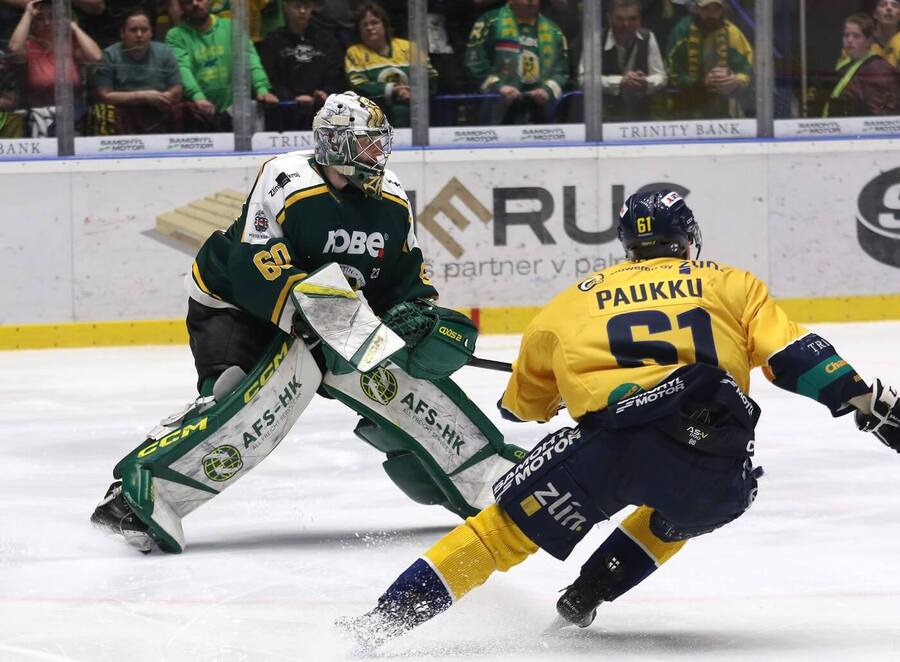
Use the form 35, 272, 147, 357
0, 0, 897, 138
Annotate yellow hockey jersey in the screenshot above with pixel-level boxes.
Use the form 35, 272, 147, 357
502, 258, 868, 422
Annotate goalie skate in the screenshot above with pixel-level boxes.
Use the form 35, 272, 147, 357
90, 481, 158, 553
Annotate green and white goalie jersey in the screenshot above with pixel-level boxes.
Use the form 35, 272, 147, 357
187, 151, 438, 332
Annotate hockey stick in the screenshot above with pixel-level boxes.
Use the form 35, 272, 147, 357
467, 356, 513, 372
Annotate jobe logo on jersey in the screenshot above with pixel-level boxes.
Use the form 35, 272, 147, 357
323, 229, 385, 257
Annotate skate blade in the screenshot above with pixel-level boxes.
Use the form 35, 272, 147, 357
90, 519, 156, 554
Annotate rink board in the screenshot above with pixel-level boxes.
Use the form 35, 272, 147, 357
1, 139, 899, 345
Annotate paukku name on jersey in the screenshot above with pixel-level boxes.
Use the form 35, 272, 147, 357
596, 278, 703, 310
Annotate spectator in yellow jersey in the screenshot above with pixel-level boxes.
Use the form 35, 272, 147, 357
464, 0, 569, 124
825, 13, 900, 117
340, 189, 900, 650
665, 0, 753, 119
344, 2, 437, 128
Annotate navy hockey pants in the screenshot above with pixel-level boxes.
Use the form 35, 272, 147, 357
493, 421, 760, 561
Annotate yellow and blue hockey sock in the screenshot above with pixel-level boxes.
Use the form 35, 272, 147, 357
369, 504, 538, 635
579, 506, 687, 601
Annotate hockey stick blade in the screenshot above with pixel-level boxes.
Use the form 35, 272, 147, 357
467, 356, 513, 372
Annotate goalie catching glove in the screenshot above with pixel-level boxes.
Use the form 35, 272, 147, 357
381, 300, 477, 380
855, 379, 900, 451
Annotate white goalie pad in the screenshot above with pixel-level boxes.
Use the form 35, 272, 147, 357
124, 337, 322, 552
291, 263, 405, 372
324, 364, 517, 510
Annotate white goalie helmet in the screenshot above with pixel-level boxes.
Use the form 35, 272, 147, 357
312, 91, 393, 197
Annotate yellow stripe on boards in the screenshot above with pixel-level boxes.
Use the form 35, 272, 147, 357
476, 306, 542, 334
0, 320, 188, 350
776, 294, 900, 323
3, 294, 900, 350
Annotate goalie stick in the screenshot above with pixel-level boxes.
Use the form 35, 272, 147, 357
467, 356, 513, 372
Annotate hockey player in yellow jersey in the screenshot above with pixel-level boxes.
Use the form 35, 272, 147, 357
339, 189, 900, 650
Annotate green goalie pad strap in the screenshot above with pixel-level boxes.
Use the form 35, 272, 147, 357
391, 304, 478, 381
767, 333, 870, 417
113, 333, 322, 552
322, 361, 525, 518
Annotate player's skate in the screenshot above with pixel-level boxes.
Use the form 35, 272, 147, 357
548, 552, 626, 631
90, 481, 158, 553
552, 576, 604, 630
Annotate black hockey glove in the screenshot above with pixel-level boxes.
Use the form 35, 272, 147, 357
855, 379, 900, 452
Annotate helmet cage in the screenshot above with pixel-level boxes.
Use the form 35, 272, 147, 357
313, 123, 393, 178
312, 92, 393, 196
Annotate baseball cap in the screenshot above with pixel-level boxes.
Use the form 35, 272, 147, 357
695, 0, 723, 6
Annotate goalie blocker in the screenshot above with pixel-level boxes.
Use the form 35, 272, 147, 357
93, 264, 523, 553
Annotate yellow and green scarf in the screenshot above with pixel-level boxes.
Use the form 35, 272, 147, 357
491, 3, 560, 85
684, 20, 730, 82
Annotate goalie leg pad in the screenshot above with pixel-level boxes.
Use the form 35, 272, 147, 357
111, 333, 321, 552
381, 450, 449, 507
324, 363, 517, 518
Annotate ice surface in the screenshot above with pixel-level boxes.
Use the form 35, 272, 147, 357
2, 323, 900, 661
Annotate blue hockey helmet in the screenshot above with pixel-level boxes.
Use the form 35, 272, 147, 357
617, 189, 702, 260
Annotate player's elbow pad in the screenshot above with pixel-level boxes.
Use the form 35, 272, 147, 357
767, 333, 870, 416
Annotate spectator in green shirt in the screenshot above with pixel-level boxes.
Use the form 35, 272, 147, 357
165, 0, 278, 131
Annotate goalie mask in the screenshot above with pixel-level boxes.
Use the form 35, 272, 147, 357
312, 91, 393, 197
617, 190, 702, 261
